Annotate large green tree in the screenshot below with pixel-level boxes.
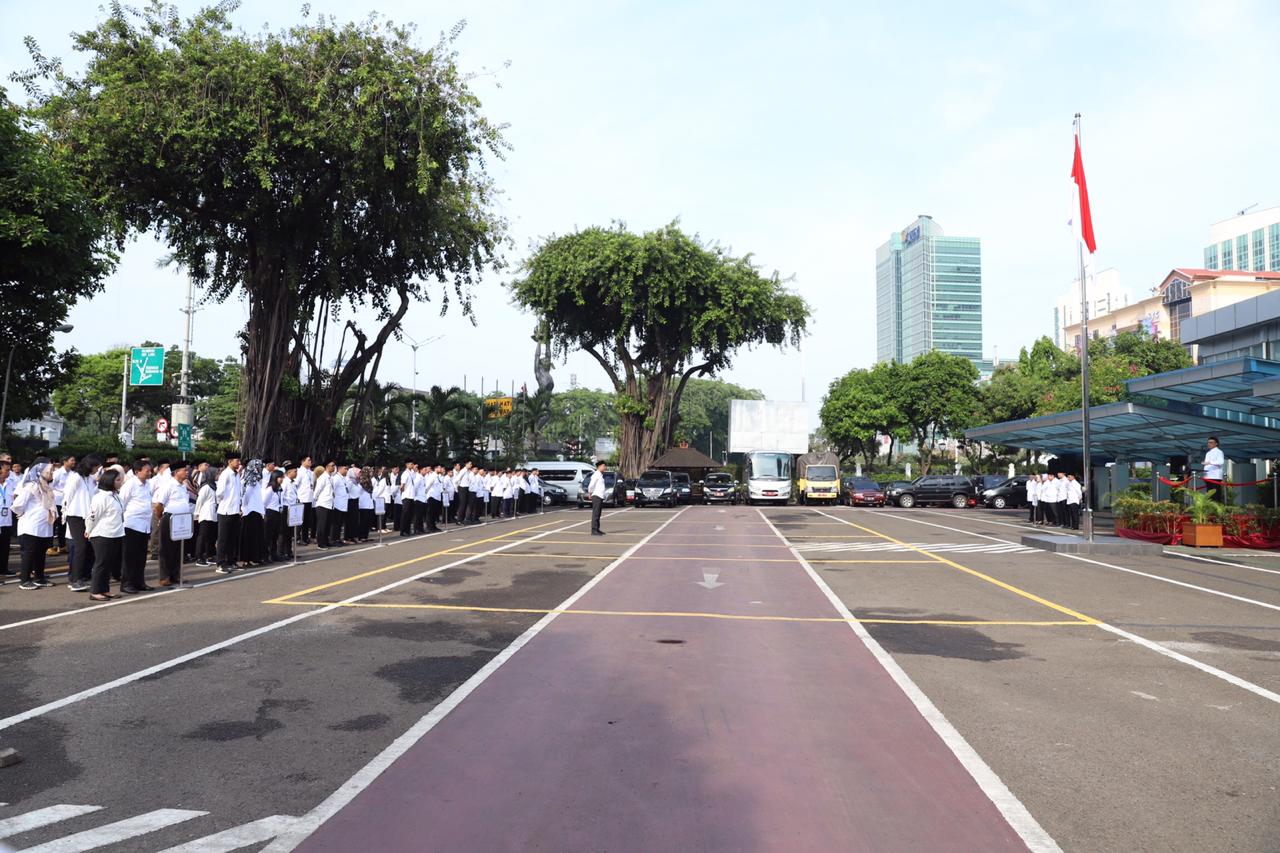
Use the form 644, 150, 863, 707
820, 361, 907, 470
23, 2, 505, 457
897, 351, 982, 475
0, 90, 113, 434
511, 223, 808, 477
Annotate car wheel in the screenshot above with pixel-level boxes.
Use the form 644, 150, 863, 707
897, 494, 915, 508
992, 496, 1008, 509
951, 493, 968, 509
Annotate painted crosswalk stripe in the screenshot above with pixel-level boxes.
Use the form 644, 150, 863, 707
17, 809, 206, 853
0, 806, 103, 840
793, 541, 1035, 554
155, 815, 298, 852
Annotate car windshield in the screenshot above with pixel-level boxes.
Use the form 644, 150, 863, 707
807, 465, 837, 480
541, 470, 587, 482
673, 474, 690, 485
705, 474, 732, 485
849, 478, 879, 490
638, 472, 670, 485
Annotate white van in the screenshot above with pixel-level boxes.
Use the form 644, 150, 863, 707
523, 460, 596, 500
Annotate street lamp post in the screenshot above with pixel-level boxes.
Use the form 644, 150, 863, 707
0, 324, 74, 445
399, 332, 443, 440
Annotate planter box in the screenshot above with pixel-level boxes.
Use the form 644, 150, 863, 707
1183, 523, 1223, 548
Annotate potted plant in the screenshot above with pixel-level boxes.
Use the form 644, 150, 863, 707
1181, 490, 1224, 548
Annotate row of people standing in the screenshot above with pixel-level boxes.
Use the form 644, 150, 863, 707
1026, 472, 1084, 530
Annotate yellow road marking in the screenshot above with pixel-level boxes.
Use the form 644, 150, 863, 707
264, 517, 570, 604
808, 509, 1100, 625
265, 598, 1091, 626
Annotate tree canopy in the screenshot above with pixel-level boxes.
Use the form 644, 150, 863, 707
0, 90, 113, 432
510, 222, 808, 477
22, 1, 506, 457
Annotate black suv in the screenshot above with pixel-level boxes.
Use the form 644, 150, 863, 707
672, 473, 694, 504
702, 472, 737, 504
885, 475, 977, 509
635, 470, 677, 507
980, 475, 1030, 509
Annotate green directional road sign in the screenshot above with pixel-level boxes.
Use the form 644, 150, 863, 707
177, 423, 194, 453
130, 346, 165, 386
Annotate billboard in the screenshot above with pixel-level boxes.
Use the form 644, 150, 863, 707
728, 400, 809, 454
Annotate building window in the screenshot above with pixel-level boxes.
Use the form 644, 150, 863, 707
1223, 239, 1234, 269
1254, 229, 1266, 272
1237, 235, 1250, 271
1205, 244, 1219, 269
1270, 224, 1280, 271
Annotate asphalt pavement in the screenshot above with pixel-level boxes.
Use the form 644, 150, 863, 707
0, 503, 1277, 852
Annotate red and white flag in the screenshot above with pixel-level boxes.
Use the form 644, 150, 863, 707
1070, 131, 1097, 254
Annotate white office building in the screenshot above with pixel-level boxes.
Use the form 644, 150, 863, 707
1203, 206, 1280, 272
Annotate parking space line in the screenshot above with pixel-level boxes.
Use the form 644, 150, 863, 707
443, 552, 842, 563
807, 508, 1098, 624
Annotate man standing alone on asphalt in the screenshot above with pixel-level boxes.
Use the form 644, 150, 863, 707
588, 461, 608, 536
1202, 436, 1224, 502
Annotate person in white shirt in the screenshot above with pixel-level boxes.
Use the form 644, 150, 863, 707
441, 466, 455, 524
356, 467, 375, 542
456, 462, 473, 526
529, 469, 543, 514
1036, 473, 1054, 526
386, 466, 402, 532
239, 459, 267, 565
215, 453, 245, 572
425, 465, 444, 533
587, 461, 608, 536
117, 460, 155, 594
411, 463, 429, 532
50, 454, 75, 556
1025, 474, 1040, 525
1202, 436, 1225, 502
1065, 473, 1084, 530
85, 467, 127, 601
296, 456, 316, 544
193, 465, 220, 566
313, 460, 336, 549
263, 469, 284, 562
14, 460, 58, 588
62, 455, 100, 591
153, 459, 194, 586
0, 461, 15, 577
332, 463, 353, 544
399, 462, 419, 536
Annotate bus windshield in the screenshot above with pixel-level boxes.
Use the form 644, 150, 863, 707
747, 453, 791, 480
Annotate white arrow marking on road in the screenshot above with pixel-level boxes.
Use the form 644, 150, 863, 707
714, 525, 725, 531
695, 572, 724, 590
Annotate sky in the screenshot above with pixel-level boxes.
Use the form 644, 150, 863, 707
3, 0, 1278, 432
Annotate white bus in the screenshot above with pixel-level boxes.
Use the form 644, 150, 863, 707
522, 460, 596, 500
744, 450, 793, 505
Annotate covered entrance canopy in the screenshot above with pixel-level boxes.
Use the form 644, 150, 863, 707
966, 358, 1280, 462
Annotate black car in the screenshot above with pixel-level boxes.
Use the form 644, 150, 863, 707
541, 482, 569, 506
885, 475, 977, 509
702, 472, 737, 504
973, 474, 1009, 492
576, 472, 624, 508
841, 476, 885, 507
980, 475, 1030, 509
635, 470, 677, 507
672, 472, 694, 504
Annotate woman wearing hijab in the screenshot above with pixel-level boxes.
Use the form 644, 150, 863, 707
263, 469, 284, 563
13, 459, 58, 589
345, 465, 362, 544
85, 468, 126, 601
357, 467, 375, 542
63, 454, 101, 592
193, 466, 220, 567
239, 459, 266, 566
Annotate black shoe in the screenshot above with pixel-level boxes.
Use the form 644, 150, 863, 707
215, 566, 234, 574
121, 586, 141, 595
68, 582, 90, 592
136, 584, 155, 592
35, 578, 55, 587
591, 531, 604, 536
18, 581, 39, 590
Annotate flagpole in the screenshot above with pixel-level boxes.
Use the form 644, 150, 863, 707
1075, 112, 1094, 541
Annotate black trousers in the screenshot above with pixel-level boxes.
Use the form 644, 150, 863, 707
427, 497, 442, 532
1067, 503, 1081, 529
19, 534, 51, 583
241, 512, 265, 563
343, 499, 358, 541
360, 508, 375, 540
216, 513, 242, 567
591, 496, 604, 533
123, 527, 149, 590
90, 536, 123, 594
456, 488, 471, 524
195, 519, 217, 563
1028, 502, 1037, 522
416, 500, 429, 533
400, 500, 417, 535
54, 505, 66, 548
300, 502, 316, 543
158, 513, 187, 583
265, 509, 282, 560
315, 506, 332, 547
390, 502, 402, 531
0, 525, 12, 574
1043, 501, 1058, 525
67, 516, 92, 584
279, 513, 295, 558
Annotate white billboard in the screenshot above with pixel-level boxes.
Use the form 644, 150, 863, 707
728, 400, 809, 454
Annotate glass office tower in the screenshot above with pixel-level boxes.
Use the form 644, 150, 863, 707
875, 216, 983, 366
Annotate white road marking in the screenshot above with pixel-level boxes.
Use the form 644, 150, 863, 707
18, 809, 206, 852
794, 541, 1034, 554
829, 508, 1280, 706
262, 507, 690, 852
756, 508, 1062, 853
1130, 691, 1160, 702
0, 806, 102, 839
0, 511, 629, 733
154, 814, 298, 852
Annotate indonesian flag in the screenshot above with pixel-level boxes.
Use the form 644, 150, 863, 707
1071, 133, 1097, 254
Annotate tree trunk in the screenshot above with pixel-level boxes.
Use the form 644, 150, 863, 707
240, 265, 296, 459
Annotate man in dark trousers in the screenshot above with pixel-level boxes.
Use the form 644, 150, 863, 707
588, 461, 607, 536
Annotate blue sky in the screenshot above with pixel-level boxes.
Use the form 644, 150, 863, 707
2, 0, 1277, 428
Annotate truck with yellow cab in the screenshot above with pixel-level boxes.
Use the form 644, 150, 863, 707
795, 452, 841, 505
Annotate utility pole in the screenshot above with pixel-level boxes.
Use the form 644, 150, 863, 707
180, 277, 194, 401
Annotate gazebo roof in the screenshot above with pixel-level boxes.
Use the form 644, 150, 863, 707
650, 446, 721, 470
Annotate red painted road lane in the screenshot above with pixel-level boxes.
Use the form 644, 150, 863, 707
298, 508, 1030, 852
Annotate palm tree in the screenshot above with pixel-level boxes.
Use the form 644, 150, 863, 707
417, 385, 469, 459
339, 380, 421, 453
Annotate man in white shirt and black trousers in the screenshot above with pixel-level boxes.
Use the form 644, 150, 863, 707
588, 461, 608, 536
214, 452, 244, 573
1202, 436, 1225, 502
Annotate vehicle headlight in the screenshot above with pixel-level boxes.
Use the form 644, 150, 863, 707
982, 489, 993, 497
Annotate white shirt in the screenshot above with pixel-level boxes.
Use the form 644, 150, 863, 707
401, 470, 419, 500
413, 471, 429, 502
282, 477, 299, 506
1204, 446, 1225, 480
216, 467, 244, 516
242, 477, 265, 516
358, 484, 374, 510
155, 477, 192, 515
52, 465, 71, 506
195, 484, 218, 523
0, 475, 13, 529
119, 477, 154, 534
588, 470, 608, 500
263, 481, 281, 512
528, 474, 542, 495
296, 466, 315, 502
1065, 479, 1083, 505
442, 475, 454, 505
63, 470, 96, 518
1025, 478, 1039, 502
426, 472, 444, 501
333, 474, 350, 505
14, 481, 55, 536
388, 472, 401, 504
85, 490, 126, 539
314, 471, 335, 509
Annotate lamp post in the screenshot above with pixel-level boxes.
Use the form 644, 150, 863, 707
1, 324, 74, 446
399, 332, 443, 440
